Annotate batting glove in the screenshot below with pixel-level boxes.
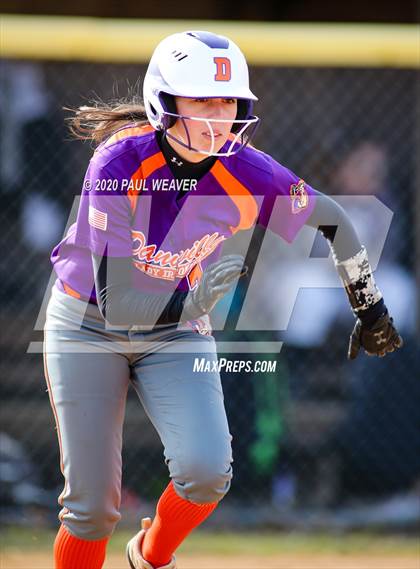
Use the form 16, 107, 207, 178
183, 254, 248, 320
348, 309, 403, 360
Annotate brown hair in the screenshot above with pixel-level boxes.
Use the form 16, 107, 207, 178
64, 95, 149, 145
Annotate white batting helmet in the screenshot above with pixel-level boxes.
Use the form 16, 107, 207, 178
143, 30, 259, 156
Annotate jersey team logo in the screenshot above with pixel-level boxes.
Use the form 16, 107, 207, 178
131, 230, 226, 290
289, 179, 309, 214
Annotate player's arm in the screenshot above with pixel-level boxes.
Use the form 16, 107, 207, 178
91, 251, 247, 327
92, 252, 186, 326
305, 191, 403, 359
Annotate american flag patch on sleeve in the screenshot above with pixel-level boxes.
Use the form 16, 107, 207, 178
88, 206, 108, 231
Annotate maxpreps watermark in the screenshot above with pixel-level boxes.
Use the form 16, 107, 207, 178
193, 358, 277, 373
83, 178, 198, 192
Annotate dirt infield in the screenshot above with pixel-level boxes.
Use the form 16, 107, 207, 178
1, 551, 419, 569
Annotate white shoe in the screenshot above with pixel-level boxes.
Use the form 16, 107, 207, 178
126, 517, 177, 569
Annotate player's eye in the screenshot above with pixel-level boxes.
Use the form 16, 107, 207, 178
224, 98, 236, 104
194, 98, 208, 103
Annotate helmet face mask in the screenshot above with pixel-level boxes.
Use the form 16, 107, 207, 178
164, 110, 260, 157
143, 31, 259, 157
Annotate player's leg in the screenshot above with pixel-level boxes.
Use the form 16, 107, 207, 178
44, 289, 131, 569
128, 327, 232, 568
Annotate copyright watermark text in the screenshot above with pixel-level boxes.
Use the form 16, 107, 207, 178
83, 178, 197, 192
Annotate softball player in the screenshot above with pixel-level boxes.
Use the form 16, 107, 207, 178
44, 30, 403, 569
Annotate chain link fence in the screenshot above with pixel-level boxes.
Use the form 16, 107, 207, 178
1, 57, 418, 529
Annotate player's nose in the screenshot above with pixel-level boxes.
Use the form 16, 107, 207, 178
206, 100, 231, 119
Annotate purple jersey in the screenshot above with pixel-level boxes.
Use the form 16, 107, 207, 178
51, 125, 316, 302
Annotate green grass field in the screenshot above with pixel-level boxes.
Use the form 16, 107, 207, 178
1, 527, 419, 569
1, 526, 419, 553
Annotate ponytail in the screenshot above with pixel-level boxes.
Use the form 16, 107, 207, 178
64, 96, 149, 145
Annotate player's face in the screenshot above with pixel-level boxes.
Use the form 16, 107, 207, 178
167, 96, 238, 162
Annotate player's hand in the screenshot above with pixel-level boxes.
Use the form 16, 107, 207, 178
348, 310, 403, 360
183, 254, 248, 320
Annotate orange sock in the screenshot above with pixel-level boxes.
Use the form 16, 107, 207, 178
54, 524, 109, 569
142, 481, 218, 567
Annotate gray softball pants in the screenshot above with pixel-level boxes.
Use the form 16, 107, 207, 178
43, 285, 233, 540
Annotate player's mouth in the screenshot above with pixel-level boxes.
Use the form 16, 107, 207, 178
202, 131, 222, 138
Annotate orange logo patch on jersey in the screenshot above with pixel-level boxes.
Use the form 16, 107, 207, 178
290, 179, 309, 214
214, 57, 231, 81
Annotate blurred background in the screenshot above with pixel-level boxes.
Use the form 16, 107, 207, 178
0, 1, 419, 558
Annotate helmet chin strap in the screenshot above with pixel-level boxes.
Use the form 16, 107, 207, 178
164, 113, 259, 157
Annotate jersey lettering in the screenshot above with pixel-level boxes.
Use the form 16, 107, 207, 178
131, 230, 225, 289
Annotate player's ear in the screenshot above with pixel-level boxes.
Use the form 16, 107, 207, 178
231, 99, 252, 133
